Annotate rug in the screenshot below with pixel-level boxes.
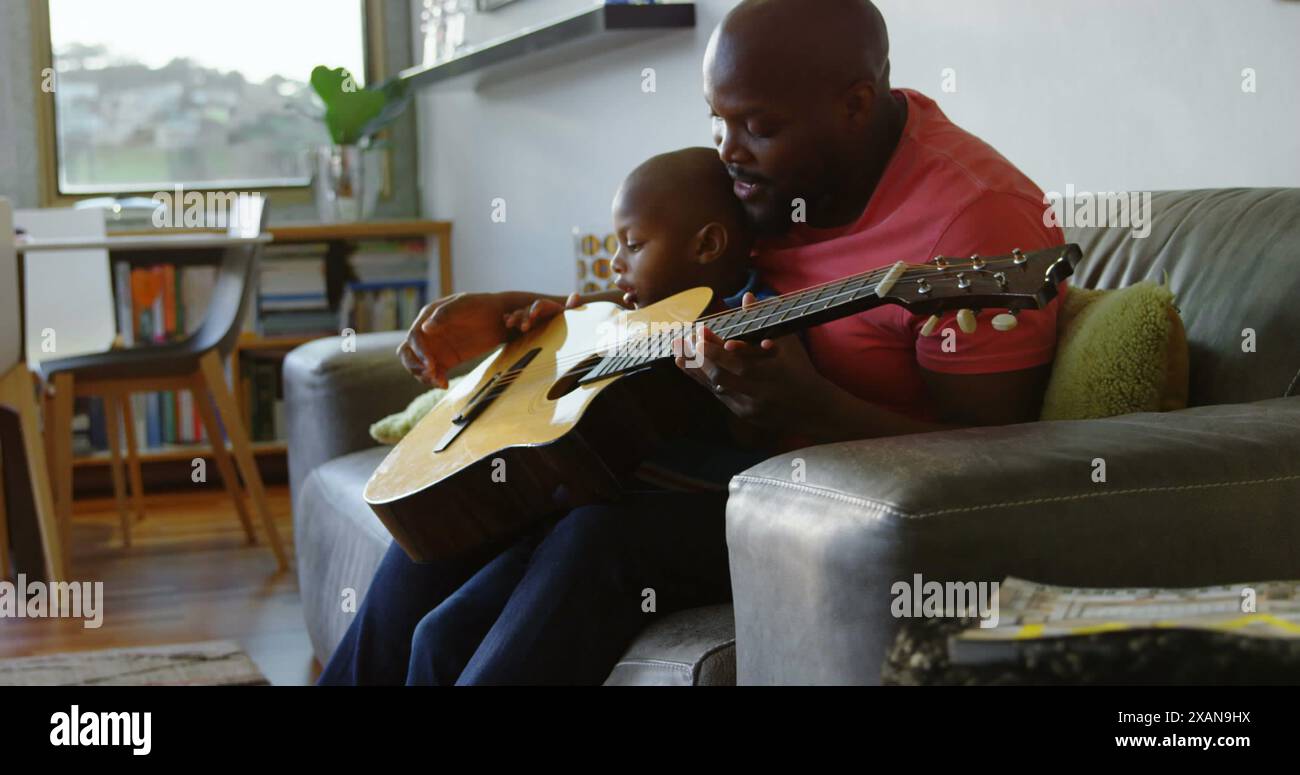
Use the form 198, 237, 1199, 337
0, 640, 270, 686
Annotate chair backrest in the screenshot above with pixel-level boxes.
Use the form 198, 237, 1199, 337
1064, 188, 1300, 407
0, 198, 20, 375
188, 194, 268, 358
13, 207, 116, 369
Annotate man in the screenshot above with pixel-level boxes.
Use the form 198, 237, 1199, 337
319, 0, 1064, 685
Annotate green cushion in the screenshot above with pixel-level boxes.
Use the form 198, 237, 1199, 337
1040, 280, 1188, 421
369, 378, 462, 445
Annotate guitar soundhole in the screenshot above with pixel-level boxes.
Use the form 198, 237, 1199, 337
547, 354, 604, 400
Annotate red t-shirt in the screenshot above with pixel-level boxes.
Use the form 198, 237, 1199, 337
753, 89, 1067, 423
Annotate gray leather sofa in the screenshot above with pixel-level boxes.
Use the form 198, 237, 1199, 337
288, 188, 1300, 685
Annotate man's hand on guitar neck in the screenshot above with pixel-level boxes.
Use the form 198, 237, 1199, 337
398, 289, 625, 388
674, 292, 1050, 442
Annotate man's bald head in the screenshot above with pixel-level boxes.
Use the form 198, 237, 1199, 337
702, 0, 902, 234
707, 0, 890, 103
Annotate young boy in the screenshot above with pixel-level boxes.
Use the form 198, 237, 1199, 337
504, 147, 773, 333
503, 147, 779, 485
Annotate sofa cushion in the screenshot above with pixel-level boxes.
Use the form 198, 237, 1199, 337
603, 604, 737, 686
296, 446, 395, 667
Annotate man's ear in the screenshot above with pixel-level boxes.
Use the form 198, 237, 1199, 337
693, 222, 729, 265
843, 78, 878, 130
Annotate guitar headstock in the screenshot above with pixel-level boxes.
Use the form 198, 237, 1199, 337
874, 244, 1080, 333
878, 244, 1080, 314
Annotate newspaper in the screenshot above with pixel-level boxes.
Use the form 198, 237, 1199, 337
948, 577, 1300, 665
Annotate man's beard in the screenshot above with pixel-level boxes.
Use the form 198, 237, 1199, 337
743, 190, 798, 237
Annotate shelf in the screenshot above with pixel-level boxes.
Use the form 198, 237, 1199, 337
72, 441, 287, 468
268, 220, 451, 243
234, 334, 323, 352
107, 219, 451, 242
399, 2, 696, 90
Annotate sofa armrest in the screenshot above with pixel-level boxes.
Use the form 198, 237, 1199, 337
283, 331, 424, 508
725, 396, 1300, 685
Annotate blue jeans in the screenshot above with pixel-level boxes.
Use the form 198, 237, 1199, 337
317, 489, 733, 685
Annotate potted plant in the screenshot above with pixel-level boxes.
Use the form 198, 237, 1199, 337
309, 66, 411, 222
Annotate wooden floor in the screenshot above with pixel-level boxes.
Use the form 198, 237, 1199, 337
0, 485, 320, 686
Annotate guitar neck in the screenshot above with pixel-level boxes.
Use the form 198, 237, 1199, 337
697, 268, 896, 343
580, 265, 902, 384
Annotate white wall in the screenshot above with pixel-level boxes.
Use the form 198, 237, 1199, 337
0, 0, 42, 207
416, 0, 1300, 296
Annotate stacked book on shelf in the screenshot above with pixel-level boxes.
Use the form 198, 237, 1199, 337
257, 243, 337, 337
239, 348, 288, 443
341, 239, 430, 333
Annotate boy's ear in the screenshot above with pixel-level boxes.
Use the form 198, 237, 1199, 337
692, 222, 729, 265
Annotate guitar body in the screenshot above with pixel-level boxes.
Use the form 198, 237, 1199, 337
364, 287, 716, 562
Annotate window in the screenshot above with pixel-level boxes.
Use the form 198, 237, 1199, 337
44, 0, 368, 195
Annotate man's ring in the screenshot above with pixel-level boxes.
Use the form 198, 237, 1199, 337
713, 383, 725, 394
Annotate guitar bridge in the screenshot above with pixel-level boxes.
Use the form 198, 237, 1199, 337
434, 347, 541, 453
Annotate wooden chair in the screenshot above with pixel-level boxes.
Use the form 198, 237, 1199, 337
0, 197, 66, 582
38, 195, 288, 571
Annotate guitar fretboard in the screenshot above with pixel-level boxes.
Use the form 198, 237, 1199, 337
580, 263, 902, 384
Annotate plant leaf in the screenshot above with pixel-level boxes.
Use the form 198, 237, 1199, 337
310, 65, 388, 145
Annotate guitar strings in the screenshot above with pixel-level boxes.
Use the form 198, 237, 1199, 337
471, 252, 1053, 395
479, 260, 917, 391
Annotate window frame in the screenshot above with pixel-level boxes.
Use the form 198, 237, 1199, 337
32, 0, 391, 207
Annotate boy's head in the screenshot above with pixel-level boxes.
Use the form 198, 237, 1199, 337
611, 147, 755, 308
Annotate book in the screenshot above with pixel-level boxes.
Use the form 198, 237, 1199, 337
179, 265, 217, 336
145, 391, 161, 449
341, 280, 427, 333
948, 577, 1300, 666
114, 262, 135, 347
86, 397, 107, 451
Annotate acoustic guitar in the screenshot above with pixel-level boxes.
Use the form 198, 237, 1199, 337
365, 244, 1081, 561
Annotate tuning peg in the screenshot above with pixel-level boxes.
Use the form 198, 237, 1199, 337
957, 308, 978, 334
992, 311, 1019, 331
920, 314, 941, 336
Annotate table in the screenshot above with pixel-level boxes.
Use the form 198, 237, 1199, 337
15, 233, 270, 252
881, 616, 1300, 685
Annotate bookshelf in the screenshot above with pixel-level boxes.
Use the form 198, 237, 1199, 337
400, 3, 696, 90
71, 220, 451, 489
72, 440, 288, 468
